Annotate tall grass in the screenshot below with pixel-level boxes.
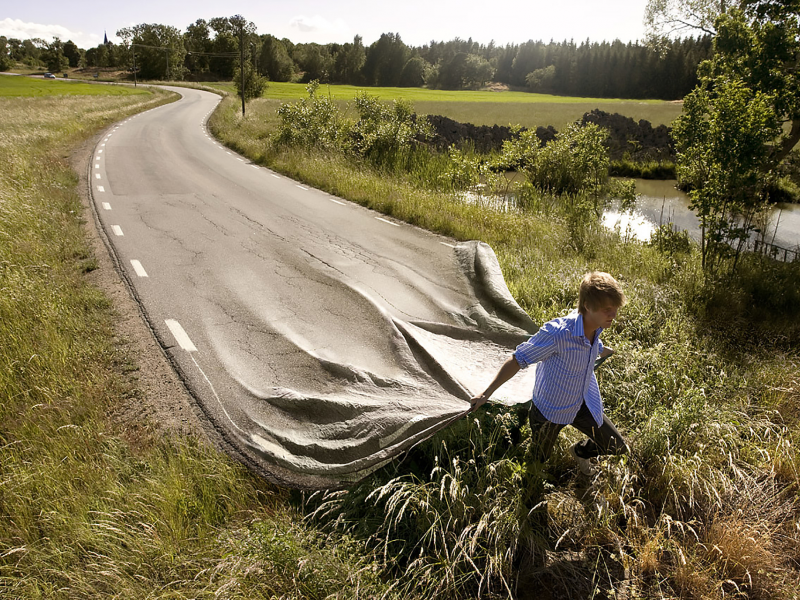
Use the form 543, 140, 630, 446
211, 93, 800, 598
0, 90, 399, 598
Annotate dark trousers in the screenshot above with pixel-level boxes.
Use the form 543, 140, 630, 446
528, 401, 627, 462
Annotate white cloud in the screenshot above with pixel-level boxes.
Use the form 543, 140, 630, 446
0, 18, 104, 49
288, 14, 352, 43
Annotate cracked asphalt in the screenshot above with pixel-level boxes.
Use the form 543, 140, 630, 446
91, 86, 539, 488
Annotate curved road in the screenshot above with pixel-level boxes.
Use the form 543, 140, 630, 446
91, 86, 538, 488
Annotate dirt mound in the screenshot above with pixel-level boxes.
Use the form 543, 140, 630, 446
581, 109, 675, 161
422, 114, 556, 153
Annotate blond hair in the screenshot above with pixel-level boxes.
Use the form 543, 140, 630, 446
578, 272, 626, 314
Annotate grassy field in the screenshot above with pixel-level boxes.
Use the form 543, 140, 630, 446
0, 84, 397, 598
0, 73, 149, 97
202, 80, 683, 129
5, 77, 799, 598
209, 93, 800, 598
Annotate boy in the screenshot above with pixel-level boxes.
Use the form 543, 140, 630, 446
470, 272, 628, 475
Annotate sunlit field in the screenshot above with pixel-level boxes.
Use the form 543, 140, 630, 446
202, 80, 683, 129
0, 73, 149, 97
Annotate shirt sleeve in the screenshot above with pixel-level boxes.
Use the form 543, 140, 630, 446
598, 337, 605, 355
513, 322, 558, 369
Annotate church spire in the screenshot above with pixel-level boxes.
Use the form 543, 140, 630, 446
104, 31, 109, 45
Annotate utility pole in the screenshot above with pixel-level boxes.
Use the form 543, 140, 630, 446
239, 26, 246, 116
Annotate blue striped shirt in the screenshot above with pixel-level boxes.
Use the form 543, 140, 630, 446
513, 310, 605, 426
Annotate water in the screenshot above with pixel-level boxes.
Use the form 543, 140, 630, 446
603, 179, 800, 249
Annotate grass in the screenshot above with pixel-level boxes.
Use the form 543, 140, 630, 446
0, 73, 149, 97
0, 85, 399, 598
4, 78, 799, 598
202, 80, 684, 129
209, 93, 800, 598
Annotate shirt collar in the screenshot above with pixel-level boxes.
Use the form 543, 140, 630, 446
569, 310, 602, 343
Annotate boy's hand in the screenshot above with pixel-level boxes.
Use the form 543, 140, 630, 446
469, 393, 490, 413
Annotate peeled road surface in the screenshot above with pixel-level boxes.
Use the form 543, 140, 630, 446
91, 86, 539, 488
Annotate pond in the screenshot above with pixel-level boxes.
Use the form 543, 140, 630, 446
603, 179, 800, 250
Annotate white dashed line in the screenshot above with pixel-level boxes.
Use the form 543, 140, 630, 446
102, 202, 111, 210
98, 149, 103, 153
440, 242, 456, 248
329, 198, 345, 205
97, 186, 105, 192
376, 217, 400, 227
95, 174, 101, 179
165, 319, 197, 352
250, 165, 259, 169
130, 260, 149, 277
271, 174, 280, 179
111, 225, 124, 236
296, 185, 308, 191
95, 164, 99, 169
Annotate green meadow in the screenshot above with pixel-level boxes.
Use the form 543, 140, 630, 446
0, 74, 149, 97
203, 80, 683, 129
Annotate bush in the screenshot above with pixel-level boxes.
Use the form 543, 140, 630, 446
275, 80, 347, 150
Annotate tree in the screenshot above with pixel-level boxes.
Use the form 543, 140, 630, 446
294, 43, 332, 82
184, 19, 212, 75
673, 75, 780, 275
259, 35, 294, 82
331, 36, 365, 84
362, 33, 409, 86
463, 54, 494, 88
526, 65, 557, 93
644, 0, 734, 44
228, 14, 259, 115
437, 52, 468, 88
670, 5, 799, 276
398, 55, 427, 87
0, 37, 12, 71
234, 60, 267, 103
117, 23, 187, 80
63, 40, 82, 68
42, 38, 69, 72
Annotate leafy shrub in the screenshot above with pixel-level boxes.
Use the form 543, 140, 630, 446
350, 92, 432, 171
275, 80, 347, 150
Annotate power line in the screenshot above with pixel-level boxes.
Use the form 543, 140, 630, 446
186, 50, 240, 57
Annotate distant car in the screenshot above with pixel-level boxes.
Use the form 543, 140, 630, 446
43, 72, 55, 79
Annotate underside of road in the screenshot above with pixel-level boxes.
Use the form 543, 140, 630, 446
81, 87, 542, 489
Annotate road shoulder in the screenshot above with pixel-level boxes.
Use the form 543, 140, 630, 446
72, 127, 210, 442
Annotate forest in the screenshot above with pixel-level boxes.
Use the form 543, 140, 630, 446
0, 19, 711, 100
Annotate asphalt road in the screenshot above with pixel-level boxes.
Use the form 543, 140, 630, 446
91, 86, 537, 488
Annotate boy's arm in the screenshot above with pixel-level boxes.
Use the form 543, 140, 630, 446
594, 346, 614, 369
469, 356, 520, 412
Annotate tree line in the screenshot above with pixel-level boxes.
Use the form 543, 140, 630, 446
1, 16, 711, 100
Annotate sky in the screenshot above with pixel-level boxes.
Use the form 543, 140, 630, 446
1, 0, 651, 50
